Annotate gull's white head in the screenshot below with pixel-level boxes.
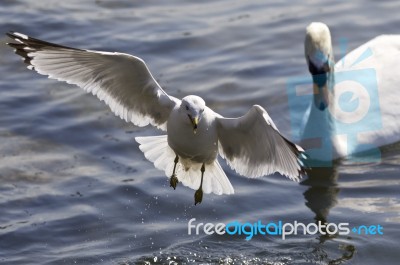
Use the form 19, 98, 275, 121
305, 22, 334, 111
180, 95, 206, 133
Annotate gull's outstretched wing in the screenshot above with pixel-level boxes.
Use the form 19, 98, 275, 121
216, 105, 306, 181
6, 32, 179, 130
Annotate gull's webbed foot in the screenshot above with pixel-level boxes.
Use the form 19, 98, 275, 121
194, 188, 203, 205
194, 163, 206, 205
170, 174, 179, 190
170, 155, 179, 190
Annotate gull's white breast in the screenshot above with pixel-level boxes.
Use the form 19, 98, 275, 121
167, 107, 219, 164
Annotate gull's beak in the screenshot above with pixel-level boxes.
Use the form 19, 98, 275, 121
192, 117, 199, 134
188, 115, 199, 134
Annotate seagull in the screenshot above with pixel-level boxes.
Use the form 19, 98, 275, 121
7, 32, 306, 205
302, 22, 400, 162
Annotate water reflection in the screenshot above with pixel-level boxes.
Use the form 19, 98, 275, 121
302, 161, 356, 264
302, 164, 340, 224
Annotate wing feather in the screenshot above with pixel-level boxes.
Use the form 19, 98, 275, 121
217, 105, 306, 181
6, 31, 179, 130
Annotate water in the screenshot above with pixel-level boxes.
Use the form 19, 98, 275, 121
1, 1, 400, 264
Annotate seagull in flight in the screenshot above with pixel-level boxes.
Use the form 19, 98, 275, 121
7, 32, 306, 205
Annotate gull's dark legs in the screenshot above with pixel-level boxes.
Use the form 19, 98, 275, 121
194, 163, 205, 205
170, 155, 179, 190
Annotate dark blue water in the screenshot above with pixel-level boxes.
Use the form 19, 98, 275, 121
1, 1, 400, 264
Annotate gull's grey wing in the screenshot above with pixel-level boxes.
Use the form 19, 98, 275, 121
216, 105, 306, 181
6, 32, 179, 130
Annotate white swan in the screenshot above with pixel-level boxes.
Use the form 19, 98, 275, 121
300, 22, 400, 163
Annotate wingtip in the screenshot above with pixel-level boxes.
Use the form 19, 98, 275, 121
298, 158, 310, 178
293, 150, 309, 180
8, 31, 29, 40
6, 31, 17, 38
6, 32, 15, 41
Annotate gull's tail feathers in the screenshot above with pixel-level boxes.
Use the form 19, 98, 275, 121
135, 135, 234, 195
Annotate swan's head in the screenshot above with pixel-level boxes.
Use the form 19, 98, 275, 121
180, 95, 206, 133
305, 22, 334, 111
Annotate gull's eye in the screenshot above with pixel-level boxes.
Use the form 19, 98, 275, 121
185, 105, 189, 111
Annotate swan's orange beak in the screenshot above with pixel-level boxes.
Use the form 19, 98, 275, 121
309, 62, 332, 111
313, 83, 330, 111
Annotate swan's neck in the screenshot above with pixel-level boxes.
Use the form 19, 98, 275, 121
301, 71, 342, 162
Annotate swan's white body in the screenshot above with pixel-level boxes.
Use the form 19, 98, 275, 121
301, 22, 400, 162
